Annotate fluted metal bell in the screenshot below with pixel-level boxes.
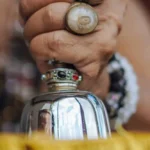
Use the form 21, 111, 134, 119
20, 1, 111, 140
20, 63, 111, 139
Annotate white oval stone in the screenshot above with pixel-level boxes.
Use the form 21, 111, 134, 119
66, 3, 99, 35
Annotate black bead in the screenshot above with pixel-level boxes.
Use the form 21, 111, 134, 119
75, 0, 89, 3
110, 69, 124, 82
57, 71, 66, 79
110, 83, 124, 92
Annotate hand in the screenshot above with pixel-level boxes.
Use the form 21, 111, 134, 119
19, 0, 128, 99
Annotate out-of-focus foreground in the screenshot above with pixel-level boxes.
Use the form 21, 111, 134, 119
0, 130, 150, 150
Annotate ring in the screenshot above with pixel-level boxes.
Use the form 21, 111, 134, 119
65, 2, 99, 35
75, 0, 103, 5
48, 59, 56, 65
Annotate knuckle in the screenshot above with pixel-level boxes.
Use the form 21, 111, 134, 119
44, 5, 54, 25
101, 48, 114, 61
30, 35, 53, 60
30, 36, 39, 54
30, 36, 46, 55
96, 31, 117, 48
80, 63, 100, 79
101, 14, 122, 36
86, 69, 99, 79
100, 49, 114, 64
50, 32, 62, 51
30, 33, 64, 60
46, 32, 61, 59
110, 16, 122, 36
94, 40, 116, 66
99, 38, 116, 56
86, 71, 99, 79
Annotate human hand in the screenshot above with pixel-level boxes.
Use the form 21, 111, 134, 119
19, 0, 129, 98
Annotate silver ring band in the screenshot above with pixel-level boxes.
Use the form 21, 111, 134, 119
48, 59, 56, 65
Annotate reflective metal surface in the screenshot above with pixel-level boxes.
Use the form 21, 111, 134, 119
21, 91, 111, 140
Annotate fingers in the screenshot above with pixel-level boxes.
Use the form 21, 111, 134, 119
24, 2, 120, 42
30, 26, 116, 75
20, 0, 104, 20
30, 29, 102, 75
21, 0, 127, 39
20, 0, 73, 20
30, 30, 93, 65
24, 1, 123, 42
24, 2, 70, 41
20, 0, 123, 77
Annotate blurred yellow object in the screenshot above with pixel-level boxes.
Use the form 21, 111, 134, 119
0, 128, 150, 150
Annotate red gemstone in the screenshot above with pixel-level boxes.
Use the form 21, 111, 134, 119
73, 74, 79, 81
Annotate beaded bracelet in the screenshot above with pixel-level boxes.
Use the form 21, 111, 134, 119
105, 53, 139, 130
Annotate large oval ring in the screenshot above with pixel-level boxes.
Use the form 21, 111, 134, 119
65, 2, 99, 35
48, 59, 56, 65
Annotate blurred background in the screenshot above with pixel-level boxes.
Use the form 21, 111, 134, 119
0, 0, 41, 132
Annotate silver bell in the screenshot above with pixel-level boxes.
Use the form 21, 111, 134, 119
20, 66, 111, 140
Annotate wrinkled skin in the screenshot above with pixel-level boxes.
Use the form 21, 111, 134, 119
19, 0, 128, 99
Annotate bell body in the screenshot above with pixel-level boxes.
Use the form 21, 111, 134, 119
20, 90, 110, 140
